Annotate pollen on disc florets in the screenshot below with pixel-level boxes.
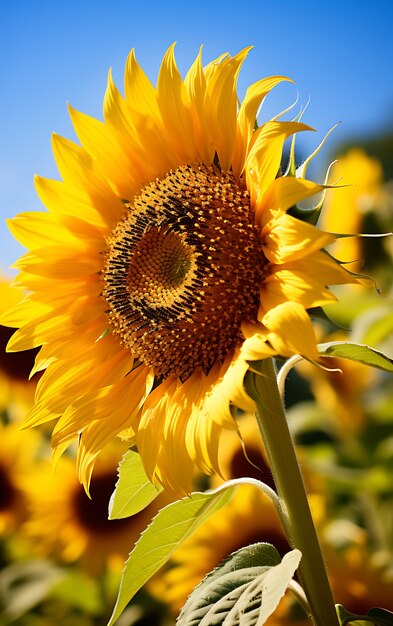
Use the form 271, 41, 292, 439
102, 163, 266, 381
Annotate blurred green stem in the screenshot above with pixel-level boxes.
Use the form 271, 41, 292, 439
245, 358, 339, 626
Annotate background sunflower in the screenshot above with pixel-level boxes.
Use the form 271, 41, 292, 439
22, 441, 171, 575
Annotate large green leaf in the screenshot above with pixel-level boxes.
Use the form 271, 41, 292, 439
107, 484, 236, 626
318, 341, 393, 372
109, 449, 162, 520
177, 547, 301, 626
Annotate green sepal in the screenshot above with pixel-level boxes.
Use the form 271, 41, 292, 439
288, 202, 322, 225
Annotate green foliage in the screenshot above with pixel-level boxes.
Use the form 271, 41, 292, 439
177, 546, 301, 626
318, 341, 393, 372
0, 560, 65, 622
50, 570, 104, 615
357, 309, 393, 353
109, 448, 163, 520
337, 604, 393, 625
288, 202, 322, 225
107, 485, 236, 626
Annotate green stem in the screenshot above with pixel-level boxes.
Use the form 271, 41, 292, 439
245, 358, 339, 626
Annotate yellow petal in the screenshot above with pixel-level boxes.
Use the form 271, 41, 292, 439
204, 354, 255, 426
52, 133, 120, 215
184, 46, 213, 163
240, 321, 277, 361
13, 245, 102, 278
124, 49, 175, 173
75, 366, 154, 492
157, 43, 195, 163
6, 296, 104, 352
35, 341, 132, 411
0, 297, 49, 329
68, 104, 139, 198
245, 121, 313, 206
161, 374, 203, 492
233, 75, 291, 176
262, 212, 335, 264
7, 312, 70, 352
186, 401, 222, 477
256, 176, 324, 225
103, 70, 157, 183
136, 376, 179, 486
13, 271, 100, 301
261, 250, 355, 310
124, 48, 160, 120
34, 175, 116, 230
204, 47, 251, 171
262, 302, 319, 360
7, 212, 84, 250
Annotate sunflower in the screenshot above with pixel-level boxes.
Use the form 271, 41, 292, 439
1, 45, 356, 495
322, 148, 383, 270
0, 277, 39, 421
0, 420, 41, 535
22, 441, 170, 574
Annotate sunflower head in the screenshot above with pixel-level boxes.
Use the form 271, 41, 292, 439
1, 45, 358, 495
103, 162, 266, 381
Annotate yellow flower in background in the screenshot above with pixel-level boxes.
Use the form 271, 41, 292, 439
22, 442, 170, 574
323, 525, 393, 614
299, 330, 375, 436
1, 45, 356, 495
214, 412, 325, 516
322, 148, 383, 270
0, 277, 39, 421
0, 421, 40, 535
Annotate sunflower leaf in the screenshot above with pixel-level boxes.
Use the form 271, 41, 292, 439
177, 547, 301, 626
318, 341, 393, 372
108, 449, 163, 520
336, 603, 393, 625
367, 607, 393, 625
107, 484, 236, 626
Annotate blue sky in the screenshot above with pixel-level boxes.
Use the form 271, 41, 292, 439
1, 0, 392, 273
